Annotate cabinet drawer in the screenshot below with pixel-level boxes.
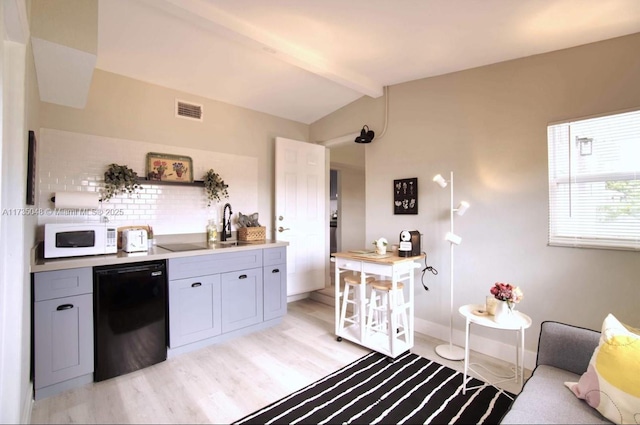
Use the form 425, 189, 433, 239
34, 268, 92, 301
335, 258, 363, 273
169, 250, 262, 279
263, 247, 286, 266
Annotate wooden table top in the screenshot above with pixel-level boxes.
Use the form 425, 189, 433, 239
333, 250, 425, 265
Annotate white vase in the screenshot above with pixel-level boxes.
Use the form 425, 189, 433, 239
493, 301, 514, 324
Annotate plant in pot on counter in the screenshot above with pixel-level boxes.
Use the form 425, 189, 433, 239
203, 169, 229, 207
103, 163, 140, 201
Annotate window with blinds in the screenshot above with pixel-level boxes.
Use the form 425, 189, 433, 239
547, 109, 640, 250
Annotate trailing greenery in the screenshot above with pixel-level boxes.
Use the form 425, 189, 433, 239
103, 163, 140, 201
203, 169, 229, 207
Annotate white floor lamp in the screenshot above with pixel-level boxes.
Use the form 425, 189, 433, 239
433, 172, 470, 361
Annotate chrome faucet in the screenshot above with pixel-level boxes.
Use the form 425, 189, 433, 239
221, 203, 233, 241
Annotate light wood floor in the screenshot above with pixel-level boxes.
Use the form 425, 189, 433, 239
31, 299, 529, 424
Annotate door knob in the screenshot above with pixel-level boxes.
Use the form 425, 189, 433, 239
278, 226, 290, 232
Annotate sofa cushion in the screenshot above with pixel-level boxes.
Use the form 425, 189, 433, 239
565, 314, 640, 424
501, 365, 611, 424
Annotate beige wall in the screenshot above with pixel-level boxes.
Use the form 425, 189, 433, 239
30, 0, 97, 54
332, 164, 366, 252
40, 69, 310, 236
327, 143, 366, 252
310, 33, 640, 351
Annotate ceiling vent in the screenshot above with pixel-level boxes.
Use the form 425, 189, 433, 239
176, 99, 203, 121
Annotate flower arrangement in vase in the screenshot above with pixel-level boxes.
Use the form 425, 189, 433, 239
490, 282, 524, 323
490, 282, 524, 309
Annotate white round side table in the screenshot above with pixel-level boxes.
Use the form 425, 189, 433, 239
458, 304, 532, 395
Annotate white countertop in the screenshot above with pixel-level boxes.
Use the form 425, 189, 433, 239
31, 235, 288, 273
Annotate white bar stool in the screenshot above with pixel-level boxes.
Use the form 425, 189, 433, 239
366, 280, 408, 340
338, 273, 375, 332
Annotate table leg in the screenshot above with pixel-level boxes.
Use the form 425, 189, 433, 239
359, 273, 367, 343
389, 276, 396, 356
408, 267, 415, 347
519, 327, 525, 384
334, 266, 340, 336
463, 319, 470, 394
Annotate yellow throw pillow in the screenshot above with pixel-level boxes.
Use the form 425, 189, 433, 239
565, 314, 640, 424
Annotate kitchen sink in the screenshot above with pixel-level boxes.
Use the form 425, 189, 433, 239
157, 243, 209, 252
157, 241, 253, 251
215, 240, 248, 247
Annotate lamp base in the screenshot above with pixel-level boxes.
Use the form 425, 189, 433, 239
435, 343, 465, 361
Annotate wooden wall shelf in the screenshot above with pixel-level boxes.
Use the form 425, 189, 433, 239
136, 178, 204, 187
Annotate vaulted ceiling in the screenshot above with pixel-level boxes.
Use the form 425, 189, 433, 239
65, 0, 640, 123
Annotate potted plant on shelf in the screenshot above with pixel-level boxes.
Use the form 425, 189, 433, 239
103, 163, 140, 201
203, 169, 229, 207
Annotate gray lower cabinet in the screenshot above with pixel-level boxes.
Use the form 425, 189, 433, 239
33, 267, 94, 399
167, 247, 287, 352
263, 247, 287, 321
221, 267, 263, 333
168, 274, 222, 348
263, 263, 287, 321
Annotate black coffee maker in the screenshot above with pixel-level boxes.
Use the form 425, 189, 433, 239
399, 230, 421, 257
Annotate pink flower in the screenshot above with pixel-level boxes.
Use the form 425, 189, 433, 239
490, 282, 524, 309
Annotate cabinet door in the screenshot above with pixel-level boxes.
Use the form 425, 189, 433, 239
264, 263, 287, 321
168, 274, 221, 348
34, 294, 93, 389
221, 268, 263, 333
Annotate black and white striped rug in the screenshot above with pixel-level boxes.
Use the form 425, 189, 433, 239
233, 351, 514, 424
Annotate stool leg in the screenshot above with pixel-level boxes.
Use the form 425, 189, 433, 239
339, 283, 350, 331
366, 288, 377, 338
397, 289, 408, 340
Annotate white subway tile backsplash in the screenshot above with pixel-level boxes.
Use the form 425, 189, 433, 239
38, 128, 258, 235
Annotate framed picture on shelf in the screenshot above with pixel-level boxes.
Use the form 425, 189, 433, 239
146, 152, 193, 182
394, 177, 418, 214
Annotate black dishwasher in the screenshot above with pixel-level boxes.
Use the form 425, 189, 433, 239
93, 260, 167, 382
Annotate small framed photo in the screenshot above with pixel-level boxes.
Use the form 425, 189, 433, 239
394, 177, 418, 214
146, 152, 193, 182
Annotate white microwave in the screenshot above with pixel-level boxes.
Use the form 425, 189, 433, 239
44, 223, 118, 258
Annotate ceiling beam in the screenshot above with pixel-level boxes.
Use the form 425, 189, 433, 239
139, 0, 384, 98
4, 0, 29, 43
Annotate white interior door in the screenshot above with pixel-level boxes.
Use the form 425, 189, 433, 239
275, 137, 326, 296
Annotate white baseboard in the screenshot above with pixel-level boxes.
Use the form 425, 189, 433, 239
287, 293, 310, 303
23, 383, 33, 425
414, 317, 537, 371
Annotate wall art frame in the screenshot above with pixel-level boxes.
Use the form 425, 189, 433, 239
146, 152, 194, 183
26, 130, 37, 205
394, 177, 418, 215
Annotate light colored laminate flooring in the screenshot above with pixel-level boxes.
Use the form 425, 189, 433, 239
31, 298, 529, 424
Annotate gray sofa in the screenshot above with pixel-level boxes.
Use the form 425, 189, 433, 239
500, 321, 612, 424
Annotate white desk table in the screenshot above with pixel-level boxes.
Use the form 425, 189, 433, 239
458, 304, 532, 396
333, 251, 423, 358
